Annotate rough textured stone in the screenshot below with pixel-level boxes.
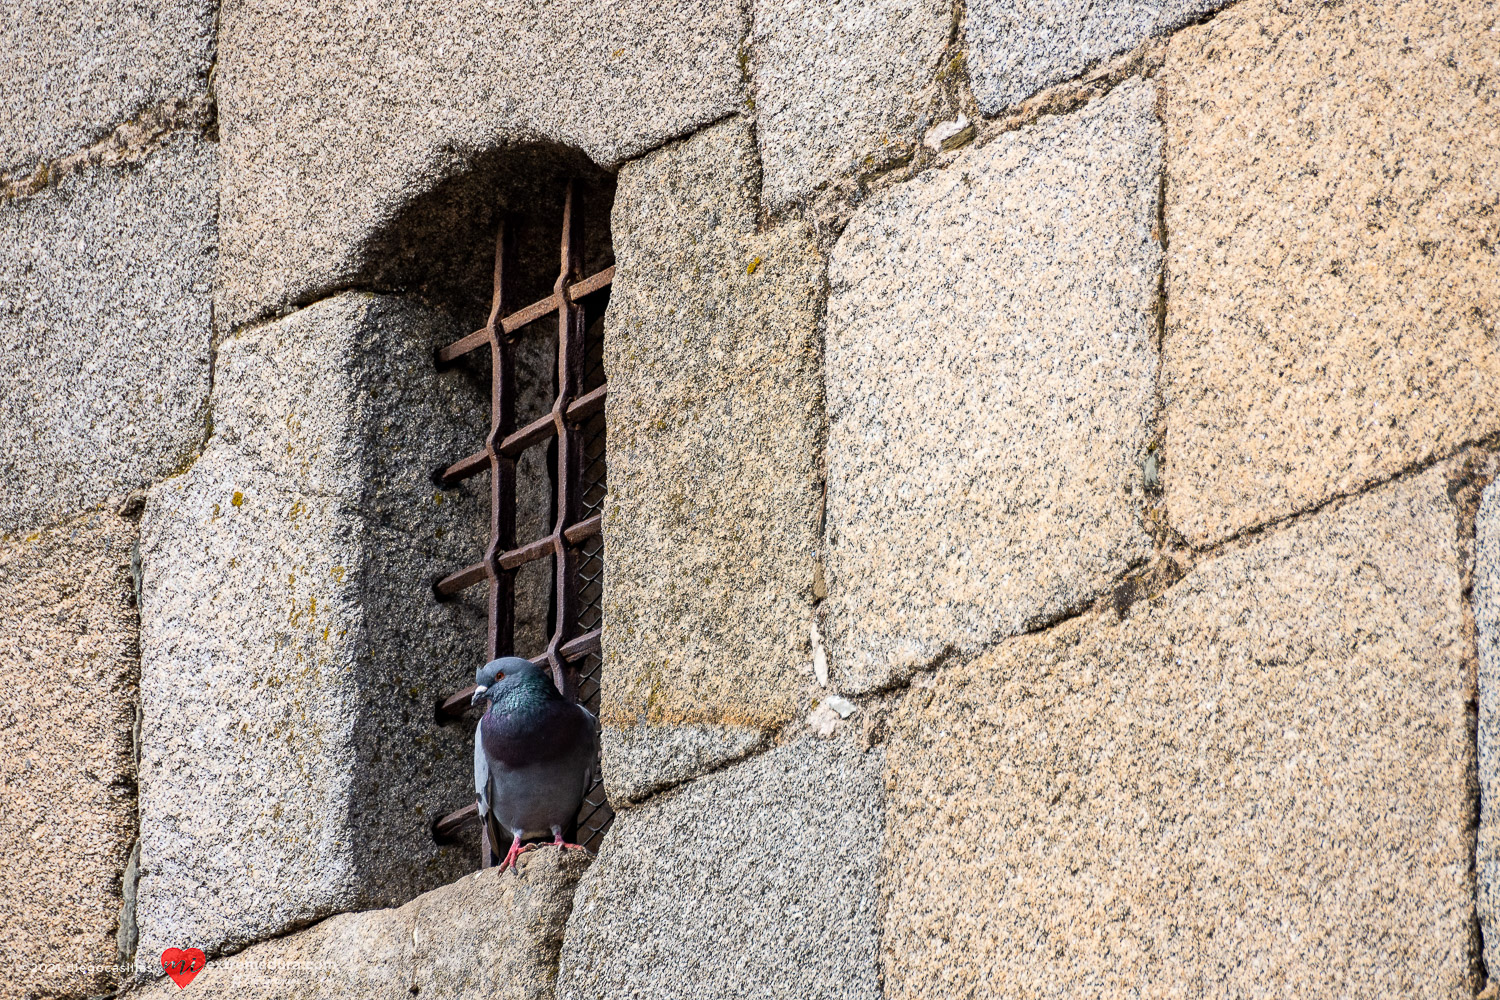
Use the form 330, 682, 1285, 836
749, 0, 949, 210
0, 0, 214, 172
1160, 0, 1500, 546
1477, 481, 1500, 975
0, 511, 138, 1000
0, 133, 216, 536
601, 723, 772, 806
559, 738, 883, 1000
132, 850, 589, 998
136, 294, 493, 960
884, 466, 1473, 998
602, 119, 824, 737
216, 0, 744, 330
824, 82, 1159, 693
964, 0, 1224, 115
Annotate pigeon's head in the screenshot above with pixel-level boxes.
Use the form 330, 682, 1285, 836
471, 657, 553, 707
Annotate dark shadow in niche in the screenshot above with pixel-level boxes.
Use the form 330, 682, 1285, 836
341, 140, 617, 884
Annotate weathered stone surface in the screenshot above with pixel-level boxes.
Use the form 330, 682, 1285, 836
884, 466, 1473, 998
0, 511, 138, 1000
602, 119, 824, 738
1160, 0, 1500, 546
0, 0, 214, 172
1477, 480, 1500, 975
559, 738, 883, 1000
749, 0, 949, 210
0, 133, 216, 536
216, 0, 744, 330
132, 850, 589, 998
824, 82, 1159, 693
964, 0, 1224, 115
601, 723, 772, 807
135, 294, 493, 960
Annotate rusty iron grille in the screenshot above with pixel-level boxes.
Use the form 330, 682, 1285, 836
431, 181, 614, 857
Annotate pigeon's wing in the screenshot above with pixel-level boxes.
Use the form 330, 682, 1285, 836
575, 701, 601, 793
473, 718, 490, 820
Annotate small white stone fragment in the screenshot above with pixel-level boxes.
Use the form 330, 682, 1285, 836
811, 620, 829, 687
825, 695, 856, 719
924, 114, 969, 150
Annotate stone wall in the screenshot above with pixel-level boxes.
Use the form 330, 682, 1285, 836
3, 0, 1496, 997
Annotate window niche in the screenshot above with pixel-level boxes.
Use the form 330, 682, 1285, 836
410, 153, 617, 859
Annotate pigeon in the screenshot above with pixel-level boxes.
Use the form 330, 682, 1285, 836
471, 656, 599, 871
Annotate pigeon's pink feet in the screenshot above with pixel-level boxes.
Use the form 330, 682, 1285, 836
550, 828, 588, 851
500, 837, 527, 872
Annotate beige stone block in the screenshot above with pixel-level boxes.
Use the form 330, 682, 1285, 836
1160, 0, 1500, 546
601, 120, 824, 749
883, 465, 1474, 998
824, 81, 1160, 693
131, 849, 589, 999
0, 510, 138, 1000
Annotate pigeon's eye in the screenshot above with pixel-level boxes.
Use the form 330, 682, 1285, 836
496, 672, 505, 680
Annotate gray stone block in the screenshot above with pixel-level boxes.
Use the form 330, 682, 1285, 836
602, 723, 773, 807
216, 0, 745, 330
133, 850, 590, 998
601, 118, 824, 741
0, 133, 216, 537
558, 738, 883, 1000
963, 0, 1225, 115
135, 294, 497, 959
749, 0, 950, 210
1477, 481, 1500, 974
0, 0, 214, 172
823, 81, 1159, 693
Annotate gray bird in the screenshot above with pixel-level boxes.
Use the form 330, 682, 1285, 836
471, 657, 599, 871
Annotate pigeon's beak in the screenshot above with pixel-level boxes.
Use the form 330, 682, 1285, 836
470, 684, 488, 707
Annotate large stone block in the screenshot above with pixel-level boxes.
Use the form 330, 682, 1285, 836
749, 0, 950, 210
0, 0, 214, 172
216, 0, 744, 330
823, 82, 1159, 693
1160, 0, 1500, 546
883, 466, 1474, 998
0, 133, 216, 536
601, 119, 824, 780
133, 850, 589, 999
1477, 481, 1500, 974
0, 511, 139, 1000
964, 0, 1225, 115
135, 294, 494, 960
558, 738, 883, 1000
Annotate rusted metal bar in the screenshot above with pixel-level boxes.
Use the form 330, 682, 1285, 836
434, 384, 610, 489
435, 517, 604, 599
544, 181, 587, 703
483, 222, 519, 662
433, 561, 487, 598
434, 802, 479, 840
436, 265, 616, 365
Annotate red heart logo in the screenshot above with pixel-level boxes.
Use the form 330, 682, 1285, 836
160, 948, 206, 989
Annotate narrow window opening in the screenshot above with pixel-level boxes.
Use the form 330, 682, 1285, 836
429, 178, 614, 859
